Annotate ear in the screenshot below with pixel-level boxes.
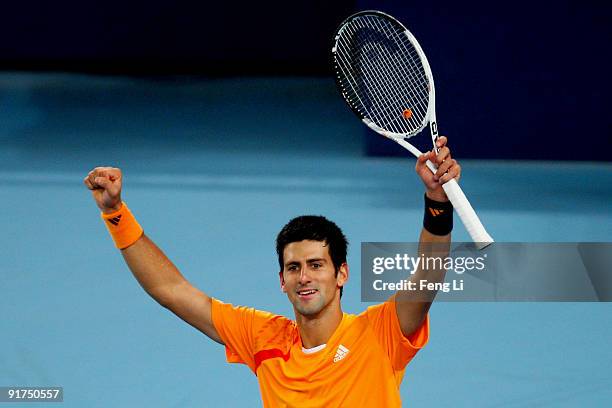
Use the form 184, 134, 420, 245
279, 271, 287, 293
337, 262, 349, 288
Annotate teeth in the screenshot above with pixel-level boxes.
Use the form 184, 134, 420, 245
299, 290, 316, 295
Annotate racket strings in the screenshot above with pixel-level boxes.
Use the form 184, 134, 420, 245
335, 29, 398, 129
367, 16, 430, 111
336, 43, 418, 137
359, 16, 429, 128
336, 30, 406, 134
334, 15, 431, 136
336, 31, 421, 136
361, 19, 428, 134
351, 19, 422, 133
336, 24, 410, 133
363, 17, 429, 122
336, 36, 408, 135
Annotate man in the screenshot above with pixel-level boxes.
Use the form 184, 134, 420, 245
84, 136, 460, 407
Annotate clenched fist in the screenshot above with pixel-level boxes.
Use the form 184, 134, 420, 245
83, 167, 123, 214
415, 136, 461, 202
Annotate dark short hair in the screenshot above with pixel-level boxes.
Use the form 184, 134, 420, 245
276, 215, 348, 298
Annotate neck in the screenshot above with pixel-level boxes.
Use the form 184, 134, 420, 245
295, 300, 343, 349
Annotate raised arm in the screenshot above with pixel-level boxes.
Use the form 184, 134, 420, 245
395, 136, 459, 337
84, 167, 222, 344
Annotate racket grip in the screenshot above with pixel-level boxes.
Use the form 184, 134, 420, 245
441, 178, 494, 249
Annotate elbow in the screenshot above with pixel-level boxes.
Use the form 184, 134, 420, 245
149, 287, 174, 309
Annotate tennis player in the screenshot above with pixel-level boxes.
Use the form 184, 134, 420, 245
84, 136, 459, 407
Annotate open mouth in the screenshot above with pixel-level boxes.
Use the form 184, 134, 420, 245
297, 289, 318, 299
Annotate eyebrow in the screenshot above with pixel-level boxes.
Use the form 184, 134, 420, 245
284, 258, 327, 267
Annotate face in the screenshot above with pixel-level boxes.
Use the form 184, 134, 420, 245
279, 240, 348, 318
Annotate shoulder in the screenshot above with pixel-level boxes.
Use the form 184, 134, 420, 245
211, 298, 297, 350
358, 300, 395, 322
212, 298, 292, 325
253, 312, 297, 352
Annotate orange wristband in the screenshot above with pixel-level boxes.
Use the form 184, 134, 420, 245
101, 202, 144, 249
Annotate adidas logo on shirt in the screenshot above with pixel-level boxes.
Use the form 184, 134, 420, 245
333, 344, 349, 363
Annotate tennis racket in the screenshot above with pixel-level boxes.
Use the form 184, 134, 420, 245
332, 10, 494, 248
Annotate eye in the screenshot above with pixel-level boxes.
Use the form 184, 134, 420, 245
287, 265, 298, 272
312, 263, 322, 269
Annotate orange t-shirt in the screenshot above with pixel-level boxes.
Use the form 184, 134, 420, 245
211, 298, 429, 407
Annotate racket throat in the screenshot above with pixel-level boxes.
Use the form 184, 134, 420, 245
429, 121, 440, 153
430, 121, 438, 138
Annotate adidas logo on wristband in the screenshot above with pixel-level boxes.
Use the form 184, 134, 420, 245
107, 214, 122, 226
428, 208, 445, 217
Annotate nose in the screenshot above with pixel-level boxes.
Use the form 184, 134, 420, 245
298, 268, 311, 285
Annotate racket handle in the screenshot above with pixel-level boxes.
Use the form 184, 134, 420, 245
441, 178, 494, 249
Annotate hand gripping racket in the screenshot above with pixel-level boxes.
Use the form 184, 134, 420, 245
332, 10, 494, 248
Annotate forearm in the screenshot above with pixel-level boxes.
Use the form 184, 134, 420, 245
394, 228, 450, 335
120, 234, 188, 306
414, 227, 451, 301
395, 229, 450, 303
419, 226, 451, 246
98, 200, 187, 305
